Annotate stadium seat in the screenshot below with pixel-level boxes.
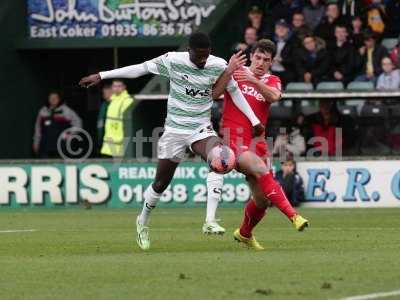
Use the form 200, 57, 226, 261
347, 81, 375, 91
360, 105, 388, 118
389, 105, 400, 119
285, 82, 314, 92
388, 106, 400, 154
338, 105, 358, 118
300, 105, 319, 116
358, 105, 390, 155
268, 106, 293, 138
316, 81, 344, 91
381, 38, 398, 51
269, 105, 292, 120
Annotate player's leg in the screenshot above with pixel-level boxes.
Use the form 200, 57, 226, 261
136, 158, 179, 250
138, 158, 179, 226
233, 175, 268, 250
136, 130, 186, 250
236, 151, 308, 231
203, 171, 225, 235
189, 127, 229, 234
190, 135, 221, 161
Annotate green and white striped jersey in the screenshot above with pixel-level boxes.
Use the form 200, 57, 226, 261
144, 52, 236, 133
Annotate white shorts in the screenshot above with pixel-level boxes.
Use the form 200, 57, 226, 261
158, 124, 218, 161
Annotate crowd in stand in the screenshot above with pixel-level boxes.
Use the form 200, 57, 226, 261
224, 0, 400, 158
235, 0, 400, 88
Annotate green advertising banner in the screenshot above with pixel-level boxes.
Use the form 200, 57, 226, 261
0, 161, 278, 208
27, 0, 221, 39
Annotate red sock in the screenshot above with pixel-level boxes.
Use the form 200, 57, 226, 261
257, 172, 297, 219
239, 199, 266, 238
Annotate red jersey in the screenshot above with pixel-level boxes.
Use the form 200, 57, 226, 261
221, 69, 281, 160
222, 70, 281, 134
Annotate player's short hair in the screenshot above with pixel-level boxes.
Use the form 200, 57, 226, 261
251, 39, 276, 57
189, 32, 211, 49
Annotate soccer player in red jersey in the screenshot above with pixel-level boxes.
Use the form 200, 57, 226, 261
211, 39, 309, 249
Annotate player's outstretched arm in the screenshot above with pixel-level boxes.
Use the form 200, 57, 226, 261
79, 63, 150, 88
228, 84, 265, 137
234, 69, 281, 102
212, 51, 247, 99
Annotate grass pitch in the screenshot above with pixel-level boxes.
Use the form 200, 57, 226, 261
0, 208, 399, 300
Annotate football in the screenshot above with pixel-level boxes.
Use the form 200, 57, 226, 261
207, 144, 236, 174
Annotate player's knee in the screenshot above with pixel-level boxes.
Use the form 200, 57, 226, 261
254, 196, 269, 209
238, 152, 269, 179
247, 162, 269, 179
152, 180, 169, 194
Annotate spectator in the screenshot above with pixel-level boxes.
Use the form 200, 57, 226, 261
33, 91, 82, 158
101, 80, 134, 158
271, 0, 304, 25
295, 34, 330, 85
273, 125, 306, 157
97, 84, 112, 151
275, 157, 305, 207
246, 6, 270, 39
365, 0, 387, 36
234, 26, 258, 65
306, 100, 355, 156
376, 57, 400, 90
350, 15, 365, 50
338, 0, 365, 25
355, 29, 388, 82
315, 3, 343, 49
271, 19, 296, 85
291, 12, 312, 44
295, 113, 307, 137
328, 24, 356, 85
385, 0, 400, 38
302, 0, 326, 31
389, 35, 400, 68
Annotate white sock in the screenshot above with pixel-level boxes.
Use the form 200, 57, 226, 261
138, 184, 161, 226
206, 172, 224, 223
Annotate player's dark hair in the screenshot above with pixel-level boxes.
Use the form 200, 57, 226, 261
251, 39, 276, 57
189, 32, 211, 49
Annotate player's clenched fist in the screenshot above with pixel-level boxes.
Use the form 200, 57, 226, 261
226, 51, 247, 75
252, 123, 265, 137
233, 69, 257, 84
79, 73, 101, 88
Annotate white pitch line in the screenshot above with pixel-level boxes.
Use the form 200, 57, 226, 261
340, 289, 400, 300
0, 229, 37, 234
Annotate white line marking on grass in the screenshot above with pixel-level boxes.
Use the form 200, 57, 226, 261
0, 229, 37, 234
340, 289, 400, 300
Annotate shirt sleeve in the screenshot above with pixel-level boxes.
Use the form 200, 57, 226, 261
144, 53, 171, 78
226, 78, 239, 93
265, 75, 282, 91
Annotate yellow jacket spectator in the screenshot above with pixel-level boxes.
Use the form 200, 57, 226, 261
101, 80, 134, 157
